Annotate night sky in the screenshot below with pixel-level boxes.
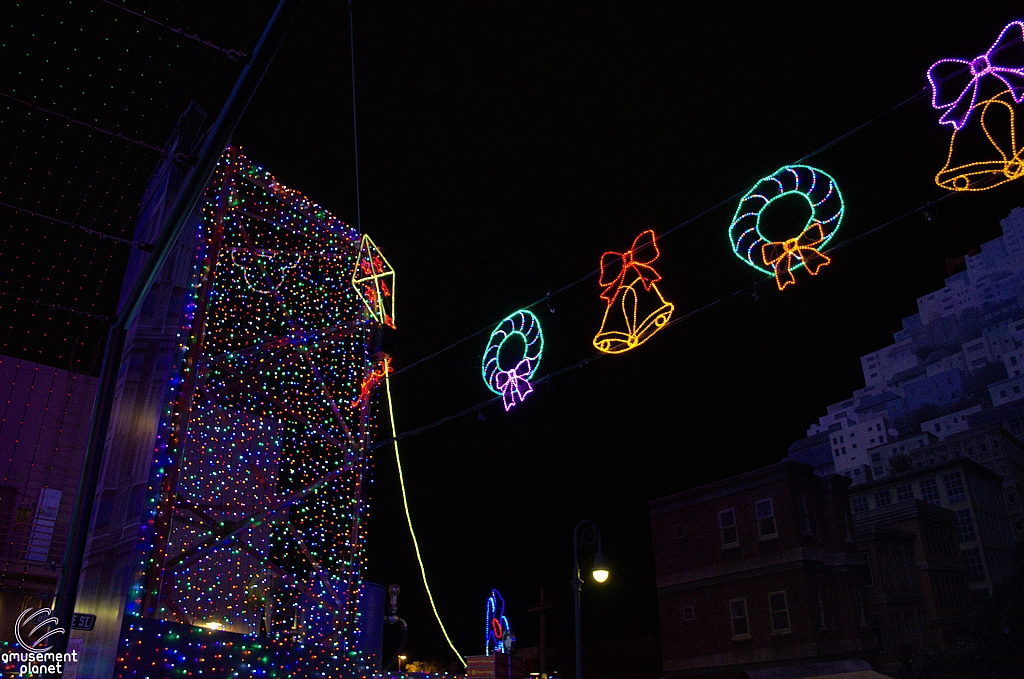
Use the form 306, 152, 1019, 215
231, 2, 1024, 670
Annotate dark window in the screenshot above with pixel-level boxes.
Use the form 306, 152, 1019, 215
956, 508, 976, 542
943, 471, 967, 504
756, 498, 777, 538
683, 606, 694, 622
674, 524, 686, 539
874, 490, 892, 507
862, 551, 874, 587
896, 484, 914, 502
730, 599, 749, 638
920, 478, 941, 505
93, 490, 116, 529
798, 495, 812, 535
719, 509, 738, 547
768, 592, 790, 633
852, 496, 869, 513
961, 547, 986, 582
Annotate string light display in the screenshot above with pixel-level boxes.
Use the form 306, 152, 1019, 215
485, 589, 512, 656
730, 165, 844, 290
593, 230, 674, 354
352, 234, 396, 329
125, 148, 386, 678
482, 310, 544, 411
927, 21, 1024, 131
935, 88, 1024, 191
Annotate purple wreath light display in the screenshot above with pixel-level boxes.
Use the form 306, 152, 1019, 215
927, 21, 1024, 130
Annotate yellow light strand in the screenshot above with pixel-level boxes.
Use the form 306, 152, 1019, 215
384, 374, 466, 667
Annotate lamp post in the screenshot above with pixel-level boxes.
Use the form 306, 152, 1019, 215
397, 655, 407, 672
572, 519, 608, 679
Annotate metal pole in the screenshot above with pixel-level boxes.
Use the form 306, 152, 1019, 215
50, 0, 305, 667
572, 519, 601, 679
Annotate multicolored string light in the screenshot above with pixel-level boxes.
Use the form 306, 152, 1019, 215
729, 165, 844, 291
127, 148, 383, 678
593, 230, 674, 354
482, 310, 544, 411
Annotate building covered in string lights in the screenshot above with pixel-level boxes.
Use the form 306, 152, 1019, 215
71, 127, 391, 677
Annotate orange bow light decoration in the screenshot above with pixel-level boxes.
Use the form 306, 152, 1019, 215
935, 89, 1024, 191
761, 222, 831, 291
592, 230, 674, 354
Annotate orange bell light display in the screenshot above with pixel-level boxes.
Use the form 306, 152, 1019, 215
592, 230, 674, 354
935, 89, 1024, 192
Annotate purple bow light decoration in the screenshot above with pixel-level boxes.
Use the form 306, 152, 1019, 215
927, 21, 1024, 130
494, 359, 534, 411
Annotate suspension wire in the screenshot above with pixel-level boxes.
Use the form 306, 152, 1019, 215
376, 192, 960, 450
384, 374, 467, 666
0, 92, 167, 154
388, 34, 1020, 380
98, 0, 248, 61
348, 0, 363, 235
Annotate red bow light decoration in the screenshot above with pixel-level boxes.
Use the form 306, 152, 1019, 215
593, 230, 674, 354
761, 222, 831, 291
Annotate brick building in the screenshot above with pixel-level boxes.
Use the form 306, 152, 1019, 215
853, 500, 972, 673
848, 457, 1015, 599
649, 461, 875, 679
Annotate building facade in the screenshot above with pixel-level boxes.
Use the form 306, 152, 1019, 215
650, 461, 875, 679
848, 458, 1015, 599
853, 500, 972, 673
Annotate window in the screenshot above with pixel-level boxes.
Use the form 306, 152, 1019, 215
862, 551, 874, 587
852, 496, 870, 513
682, 606, 694, 622
874, 490, 892, 507
814, 589, 827, 630
920, 478, 941, 505
730, 598, 749, 638
961, 547, 986, 582
756, 498, 777, 539
943, 471, 967, 503
870, 452, 882, 463
956, 508, 976, 541
798, 495, 812, 535
674, 524, 686, 539
896, 483, 914, 502
856, 589, 868, 627
1008, 491, 1018, 506
719, 509, 738, 548
768, 592, 790, 633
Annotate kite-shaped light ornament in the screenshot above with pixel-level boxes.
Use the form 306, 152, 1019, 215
352, 234, 396, 328
729, 165, 844, 291
482, 310, 544, 411
927, 21, 1024, 131
592, 230, 674, 354
936, 88, 1024, 191
486, 589, 513, 656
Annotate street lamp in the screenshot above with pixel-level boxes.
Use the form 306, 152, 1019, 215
397, 655, 407, 672
572, 519, 608, 679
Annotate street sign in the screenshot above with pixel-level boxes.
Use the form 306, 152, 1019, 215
71, 613, 95, 631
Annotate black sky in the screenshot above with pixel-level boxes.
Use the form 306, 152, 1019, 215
233, 2, 1024, 669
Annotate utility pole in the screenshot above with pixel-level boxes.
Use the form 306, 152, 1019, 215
528, 587, 553, 679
